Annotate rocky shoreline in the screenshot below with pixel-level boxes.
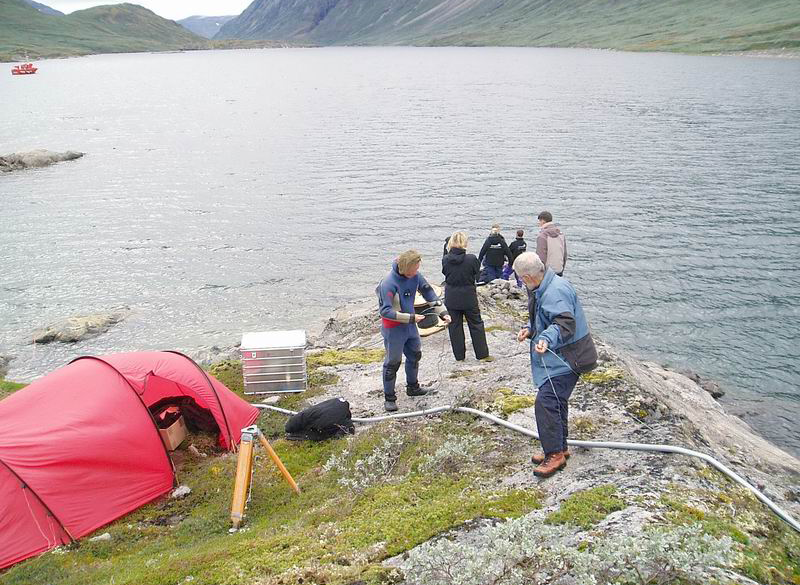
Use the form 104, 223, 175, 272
292, 280, 800, 583
308, 279, 799, 496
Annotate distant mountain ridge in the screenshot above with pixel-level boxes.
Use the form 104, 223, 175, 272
0, 0, 205, 61
216, 0, 800, 53
178, 15, 235, 39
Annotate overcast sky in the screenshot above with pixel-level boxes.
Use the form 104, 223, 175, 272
45, 0, 253, 20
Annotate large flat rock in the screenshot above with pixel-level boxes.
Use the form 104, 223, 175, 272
30, 308, 129, 344
1, 149, 84, 172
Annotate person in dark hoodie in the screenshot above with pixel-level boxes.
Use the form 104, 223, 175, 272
377, 250, 450, 412
442, 231, 489, 362
478, 224, 513, 283
536, 211, 567, 276
508, 229, 527, 286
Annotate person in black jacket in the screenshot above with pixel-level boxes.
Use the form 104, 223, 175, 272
442, 231, 490, 361
478, 224, 513, 283
509, 229, 527, 286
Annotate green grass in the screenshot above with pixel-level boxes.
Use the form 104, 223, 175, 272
0, 416, 541, 584
545, 485, 625, 530
0, 378, 26, 400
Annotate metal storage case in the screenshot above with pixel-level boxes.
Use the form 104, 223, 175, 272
240, 330, 307, 394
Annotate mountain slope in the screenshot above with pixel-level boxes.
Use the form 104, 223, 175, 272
178, 15, 235, 38
68, 3, 202, 44
216, 0, 800, 53
0, 0, 206, 61
22, 0, 62, 16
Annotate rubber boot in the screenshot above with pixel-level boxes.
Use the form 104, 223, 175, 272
533, 452, 567, 478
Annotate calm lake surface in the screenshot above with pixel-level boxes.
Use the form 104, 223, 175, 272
1, 47, 798, 455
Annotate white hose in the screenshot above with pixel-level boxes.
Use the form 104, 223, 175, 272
255, 402, 800, 534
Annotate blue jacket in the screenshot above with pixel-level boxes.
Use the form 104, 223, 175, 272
526, 269, 597, 388
377, 262, 446, 328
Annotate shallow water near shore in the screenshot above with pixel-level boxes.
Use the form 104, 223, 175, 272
1, 47, 798, 455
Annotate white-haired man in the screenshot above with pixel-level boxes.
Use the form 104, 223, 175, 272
513, 252, 597, 477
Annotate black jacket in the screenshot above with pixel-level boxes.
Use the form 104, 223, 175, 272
478, 234, 513, 267
442, 248, 481, 310
509, 237, 527, 263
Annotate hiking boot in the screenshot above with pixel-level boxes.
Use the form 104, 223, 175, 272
531, 450, 570, 464
406, 384, 428, 397
384, 400, 398, 412
533, 452, 567, 478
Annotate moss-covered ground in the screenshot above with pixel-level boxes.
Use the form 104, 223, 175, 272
1, 355, 541, 585
306, 348, 385, 368
545, 485, 626, 529
660, 479, 800, 585
491, 387, 535, 417
580, 367, 625, 387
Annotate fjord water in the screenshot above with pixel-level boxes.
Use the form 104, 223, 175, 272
1, 48, 798, 454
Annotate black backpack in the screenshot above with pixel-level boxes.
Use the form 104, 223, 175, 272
285, 398, 356, 441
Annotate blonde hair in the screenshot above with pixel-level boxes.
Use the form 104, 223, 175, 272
491, 223, 500, 234
448, 231, 468, 251
397, 250, 422, 273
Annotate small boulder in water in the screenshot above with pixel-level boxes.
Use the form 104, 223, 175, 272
30, 308, 130, 344
0, 149, 84, 172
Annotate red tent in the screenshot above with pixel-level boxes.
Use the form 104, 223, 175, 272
0, 351, 259, 569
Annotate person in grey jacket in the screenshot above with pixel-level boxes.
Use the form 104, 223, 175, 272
536, 211, 567, 276
514, 252, 597, 478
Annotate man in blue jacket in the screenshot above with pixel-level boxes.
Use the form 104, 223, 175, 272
377, 250, 450, 412
513, 252, 597, 477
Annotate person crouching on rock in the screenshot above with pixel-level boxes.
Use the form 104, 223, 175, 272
478, 224, 513, 283
377, 250, 451, 412
442, 231, 489, 362
514, 252, 598, 478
